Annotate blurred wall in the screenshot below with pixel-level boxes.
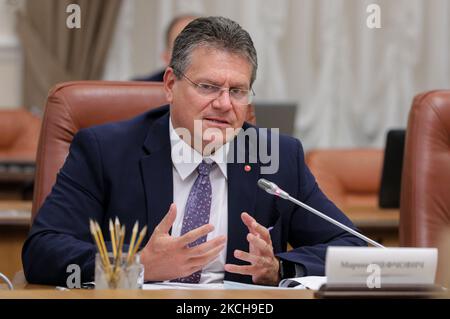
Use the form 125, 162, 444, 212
103, 0, 161, 80
130, 0, 160, 78
0, 0, 22, 109
117, 0, 450, 150
1, 0, 450, 149
0, 0, 161, 108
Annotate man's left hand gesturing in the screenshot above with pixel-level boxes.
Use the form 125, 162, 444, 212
224, 212, 280, 286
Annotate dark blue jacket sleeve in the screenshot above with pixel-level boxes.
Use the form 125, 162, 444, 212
22, 129, 107, 286
276, 139, 367, 276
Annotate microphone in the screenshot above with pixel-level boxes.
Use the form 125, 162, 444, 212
257, 178, 385, 248
0, 272, 13, 290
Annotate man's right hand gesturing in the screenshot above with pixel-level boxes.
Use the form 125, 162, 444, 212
140, 203, 226, 281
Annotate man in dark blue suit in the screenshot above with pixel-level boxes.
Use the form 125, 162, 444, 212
23, 16, 365, 287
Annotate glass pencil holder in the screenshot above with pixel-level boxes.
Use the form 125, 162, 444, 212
95, 252, 144, 289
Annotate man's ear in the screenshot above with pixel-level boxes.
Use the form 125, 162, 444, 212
163, 67, 176, 103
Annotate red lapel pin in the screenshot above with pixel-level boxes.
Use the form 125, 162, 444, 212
244, 165, 251, 172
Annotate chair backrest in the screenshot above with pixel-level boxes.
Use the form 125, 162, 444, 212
436, 227, 450, 288
305, 149, 383, 208
0, 108, 41, 160
400, 90, 450, 247
32, 81, 256, 218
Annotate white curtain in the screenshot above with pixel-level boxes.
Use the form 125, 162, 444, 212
102, 0, 134, 80
290, 0, 450, 149
104, 0, 450, 150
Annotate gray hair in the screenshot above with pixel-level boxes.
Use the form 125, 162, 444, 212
169, 16, 258, 86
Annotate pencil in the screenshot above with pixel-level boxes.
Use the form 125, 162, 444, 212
89, 220, 102, 261
109, 219, 117, 258
115, 217, 121, 252
118, 225, 125, 257
95, 221, 109, 263
114, 225, 126, 276
96, 221, 113, 280
129, 225, 147, 265
89, 220, 111, 277
127, 221, 139, 264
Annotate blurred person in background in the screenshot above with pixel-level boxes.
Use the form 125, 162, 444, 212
134, 14, 198, 82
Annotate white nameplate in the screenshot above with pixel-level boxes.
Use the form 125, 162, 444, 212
325, 247, 438, 286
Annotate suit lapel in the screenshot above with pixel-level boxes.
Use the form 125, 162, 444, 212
225, 127, 260, 282
140, 113, 173, 235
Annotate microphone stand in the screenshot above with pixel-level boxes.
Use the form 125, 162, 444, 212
258, 178, 385, 249
0, 272, 13, 290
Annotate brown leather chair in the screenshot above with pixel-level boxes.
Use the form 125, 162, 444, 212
436, 227, 450, 288
305, 149, 384, 209
400, 90, 450, 247
32, 81, 256, 219
0, 109, 41, 161
0, 109, 40, 200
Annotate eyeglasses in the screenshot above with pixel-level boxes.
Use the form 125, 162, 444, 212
178, 72, 255, 106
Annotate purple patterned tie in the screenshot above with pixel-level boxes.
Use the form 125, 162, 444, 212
173, 160, 214, 283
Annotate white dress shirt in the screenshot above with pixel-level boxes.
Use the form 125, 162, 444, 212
168, 117, 229, 283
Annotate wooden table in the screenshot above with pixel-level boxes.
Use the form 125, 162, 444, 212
0, 200, 32, 226
1, 283, 447, 299
0, 161, 35, 183
0, 161, 35, 201
343, 206, 399, 228
0, 289, 314, 299
0, 283, 314, 299
342, 206, 399, 247
0, 200, 31, 279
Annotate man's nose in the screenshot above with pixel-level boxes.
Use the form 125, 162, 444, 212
211, 89, 233, 110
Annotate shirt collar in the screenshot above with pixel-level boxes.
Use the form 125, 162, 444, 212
169, 116, 229, 180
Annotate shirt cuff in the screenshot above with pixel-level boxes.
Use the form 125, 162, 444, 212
279, 259, 306, 279
294, 264, 306, 277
